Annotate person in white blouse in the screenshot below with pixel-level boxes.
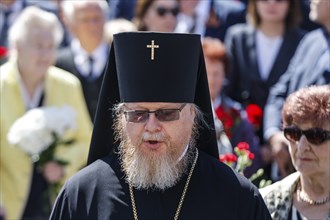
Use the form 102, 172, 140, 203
224, 0, 306, 181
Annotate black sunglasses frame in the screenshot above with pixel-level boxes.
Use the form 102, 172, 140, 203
155, 6, 180, 17
283, 126, 330, 145
124, 104, 186, 123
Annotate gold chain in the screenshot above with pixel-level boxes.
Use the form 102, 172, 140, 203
129, 149, 199, 220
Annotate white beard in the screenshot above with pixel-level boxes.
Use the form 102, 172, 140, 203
118, 133, 194, 191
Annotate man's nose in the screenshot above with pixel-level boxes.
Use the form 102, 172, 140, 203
144, 113, 161, 132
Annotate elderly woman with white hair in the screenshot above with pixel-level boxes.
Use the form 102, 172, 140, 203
0, 6, 92, 220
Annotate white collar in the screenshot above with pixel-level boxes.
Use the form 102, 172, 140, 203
16, 71, 45, 110
71, 39, 108, 78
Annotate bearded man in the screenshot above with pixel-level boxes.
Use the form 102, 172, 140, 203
50, 32, 271, 219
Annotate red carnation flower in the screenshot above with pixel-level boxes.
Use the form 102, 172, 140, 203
246, 104, 263, 129
0, 46, 7, 58
219, 154, 226, 162
219, 142, 269, 188
237, 142, 249, 151
247, 151, 255, 160
215, 105, 241, 138
228, 153, 237, 162
219, 153, 237, 163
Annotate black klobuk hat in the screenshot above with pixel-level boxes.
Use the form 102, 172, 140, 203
87, 32, 218, 164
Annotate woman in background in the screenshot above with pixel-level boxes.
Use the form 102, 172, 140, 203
224, 0, 305, 180
261, 85, 330, 220
0, 7, 92, 219
133, 0, 179, 32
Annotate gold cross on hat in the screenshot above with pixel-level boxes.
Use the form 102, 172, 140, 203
146, 40, 159, 60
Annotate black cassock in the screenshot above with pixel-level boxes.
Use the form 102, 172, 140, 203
50, 150, 271, 220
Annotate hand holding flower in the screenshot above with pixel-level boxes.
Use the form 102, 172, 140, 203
7, 106, 77, 205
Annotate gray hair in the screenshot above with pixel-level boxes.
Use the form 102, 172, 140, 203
61, 0, 109, 22
8, 6, 63, 50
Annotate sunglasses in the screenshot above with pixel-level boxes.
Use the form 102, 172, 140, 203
124, 104, 186, 123
283, 126, 330, 145
155, 6, 179, 17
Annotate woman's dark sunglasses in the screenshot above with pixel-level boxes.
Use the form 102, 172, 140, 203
124, 104, 186, 123
283, 126, 330, 145
155, 6, 180, 17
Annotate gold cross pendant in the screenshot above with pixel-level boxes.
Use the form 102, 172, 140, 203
146, 40, 159, 60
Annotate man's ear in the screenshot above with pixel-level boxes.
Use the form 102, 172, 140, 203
189, 104, 196, 118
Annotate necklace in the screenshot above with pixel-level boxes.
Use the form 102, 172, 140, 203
129, 149, 199, 220
297, 185, 330, 206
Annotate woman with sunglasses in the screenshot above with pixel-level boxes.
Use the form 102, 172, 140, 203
260, 85, 330, 220
133, 0, 179, 32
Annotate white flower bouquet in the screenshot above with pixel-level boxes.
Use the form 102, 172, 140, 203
7, 105, 77, 207
7, 105, 77, 165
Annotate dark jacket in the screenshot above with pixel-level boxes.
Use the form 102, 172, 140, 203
264, 28, 330, 140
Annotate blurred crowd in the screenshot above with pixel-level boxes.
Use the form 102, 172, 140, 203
0, 0, 329, 219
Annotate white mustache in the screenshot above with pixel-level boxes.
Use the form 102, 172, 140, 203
142, 133, 166, 142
